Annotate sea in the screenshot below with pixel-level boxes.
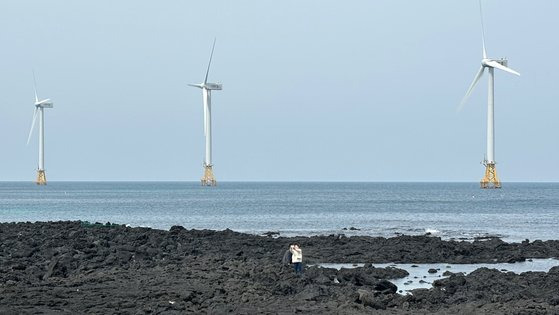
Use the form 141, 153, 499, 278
1, 182, 558, 242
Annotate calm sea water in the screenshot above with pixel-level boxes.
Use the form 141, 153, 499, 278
0, 182, 558, 242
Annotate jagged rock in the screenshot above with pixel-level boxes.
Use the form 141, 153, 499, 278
373, 280, 397, 294
43, 257, 59, 280
356, 289, 387, 309
169, 225, 186, 233
1, 221, 559, 314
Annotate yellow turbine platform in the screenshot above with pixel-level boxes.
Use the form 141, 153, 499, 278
480, 163, 500, 189
201, 165, 216, 186
36, 170, 47, 185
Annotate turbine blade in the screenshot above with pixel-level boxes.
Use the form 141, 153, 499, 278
32, 70, 39, 103
26, 108, 39, 145
486, 60, 521, 76
458, 66, 485, 112
479, 0, 487, 59
204, 38, 217, 84
188, 84, 203, 89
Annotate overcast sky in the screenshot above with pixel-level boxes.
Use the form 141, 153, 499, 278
1, 1, 557, 181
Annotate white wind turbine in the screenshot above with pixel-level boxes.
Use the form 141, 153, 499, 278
189, 39, 222, 186
27, 72, 54, 185
458, 1, 520, 189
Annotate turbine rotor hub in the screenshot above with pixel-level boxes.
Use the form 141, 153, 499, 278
482, 58, 508, 68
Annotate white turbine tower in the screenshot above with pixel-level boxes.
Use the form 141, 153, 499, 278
459, 1, 520, 189
27, 72, 54, 185
189, 39, 222, 186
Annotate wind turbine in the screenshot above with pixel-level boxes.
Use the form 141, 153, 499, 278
27, 72, 54, 185
189, 39, 222, 186
458, 1, 520, 189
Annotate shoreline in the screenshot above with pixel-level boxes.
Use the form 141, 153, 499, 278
1, 221, 559, 313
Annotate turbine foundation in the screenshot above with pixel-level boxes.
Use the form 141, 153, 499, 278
201, 165, 216, 186
36, 170, 47, 185
480, 162, 500, 189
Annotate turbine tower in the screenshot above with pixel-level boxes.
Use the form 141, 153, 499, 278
458, 1, 520, 189
27, 73, 54, 185
189, 39, 222, 186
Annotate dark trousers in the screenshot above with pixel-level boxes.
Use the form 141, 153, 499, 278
293, 262, 302, 274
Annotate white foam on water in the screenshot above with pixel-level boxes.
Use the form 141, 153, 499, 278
318, 258, 559, 294
424, 228, 440, 235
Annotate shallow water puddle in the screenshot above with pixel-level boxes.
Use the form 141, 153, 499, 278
318, 258, 559, 294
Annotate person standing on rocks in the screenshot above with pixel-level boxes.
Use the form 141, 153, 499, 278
290, 243, 303, 274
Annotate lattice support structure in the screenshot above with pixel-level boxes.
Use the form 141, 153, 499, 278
36, 170, 47, 185
201, 165, 216, 186
480, 162, 501, 189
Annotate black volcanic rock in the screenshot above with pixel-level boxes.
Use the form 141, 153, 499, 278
1, 221, 559, 314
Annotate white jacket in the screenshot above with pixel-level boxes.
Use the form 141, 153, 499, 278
290, 246, 302, 263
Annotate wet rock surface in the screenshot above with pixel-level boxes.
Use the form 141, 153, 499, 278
1, 221, 559, 314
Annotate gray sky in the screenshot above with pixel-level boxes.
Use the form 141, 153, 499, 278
1, 1, 557, 181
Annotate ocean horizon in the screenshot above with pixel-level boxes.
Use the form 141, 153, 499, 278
1, 181, 558, 243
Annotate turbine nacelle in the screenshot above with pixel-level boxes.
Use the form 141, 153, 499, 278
481, 57, 520, 76
188, 83, 223, 90
203, 83, 222, 90
35, 99, 53, 108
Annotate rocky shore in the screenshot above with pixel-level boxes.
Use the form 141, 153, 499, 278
1, 221, 559, 314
